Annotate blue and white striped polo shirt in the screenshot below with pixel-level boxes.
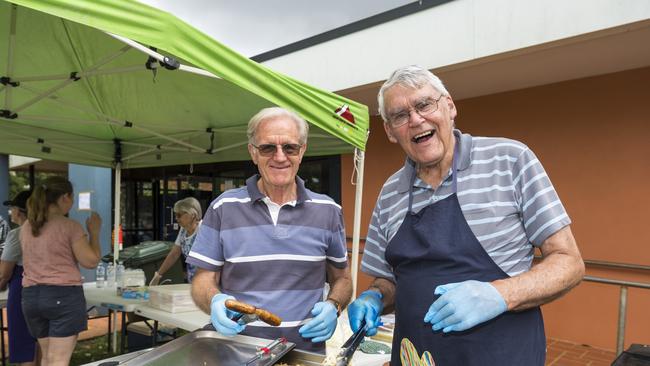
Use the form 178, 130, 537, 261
187, 175, 347, 352
362, 129, 571, 282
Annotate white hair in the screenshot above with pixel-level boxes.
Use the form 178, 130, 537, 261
173, 197, 202, 221
247, 107, 309, 145
377, 65, 450, 122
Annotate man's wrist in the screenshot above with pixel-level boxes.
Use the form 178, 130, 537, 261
326, 298, 342, 317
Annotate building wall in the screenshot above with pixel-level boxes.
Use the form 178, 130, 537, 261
341, 66, 650, 351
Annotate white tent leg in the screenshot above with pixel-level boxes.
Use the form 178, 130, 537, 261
112, 162, 122, 353
4, 4, 17, 110
351, 149, 365, 299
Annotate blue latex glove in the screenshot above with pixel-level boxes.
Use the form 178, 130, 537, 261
210, 293, 245, 336
347, 290, 383, 336
298, 301, 338, 343
424, 280, 507, 333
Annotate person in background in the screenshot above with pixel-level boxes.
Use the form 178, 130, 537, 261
0, 213, 9, 250
188, 107, 352, 353
149, 197, 202, 285
348, 65, 584, 365
21, 176, 102, 366
0, 191, 39, 366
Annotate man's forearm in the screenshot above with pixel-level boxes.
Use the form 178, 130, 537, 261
369, 277, 397, 314
492, 226, 584, 311
328, 278, 352, 309
191, 270, 220, 314
326, 265, 353, 309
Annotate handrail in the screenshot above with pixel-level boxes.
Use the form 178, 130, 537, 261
583, 259, 650, 271
583, 276, 650, 289
533, 255, 649, 273
581, 275, 650, 356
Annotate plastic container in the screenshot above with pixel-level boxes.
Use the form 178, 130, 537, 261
106, 262, 115, 288
101, 241, 184, 285
148, 284, 198, 313
96, 264, 105, 288
116, 261, 126, 293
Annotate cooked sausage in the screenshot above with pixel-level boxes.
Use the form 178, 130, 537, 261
224, 299, 282, 326
255, 309, 282, 326
225, 299, 256, 314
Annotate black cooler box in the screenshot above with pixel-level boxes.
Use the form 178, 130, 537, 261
612, 344, 650, 366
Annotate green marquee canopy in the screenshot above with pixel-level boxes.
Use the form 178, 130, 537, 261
0, 0, 369, 168
0, 0, 369, 311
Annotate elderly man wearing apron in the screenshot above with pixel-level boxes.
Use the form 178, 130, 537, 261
348, 66, 585, 366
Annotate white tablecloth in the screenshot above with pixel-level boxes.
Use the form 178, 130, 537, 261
83, 282, 148, 312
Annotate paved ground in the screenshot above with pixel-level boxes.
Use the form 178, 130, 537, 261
546, 338, 618, 366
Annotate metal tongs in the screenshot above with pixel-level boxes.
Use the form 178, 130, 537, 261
335, 321, 367, 366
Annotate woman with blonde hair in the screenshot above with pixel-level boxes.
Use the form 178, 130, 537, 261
149, 197, 202, 285
21, 176, 102, 366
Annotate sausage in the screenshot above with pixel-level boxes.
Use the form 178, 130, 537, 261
255, 309, 282, 326
224, 299, 283, 326
225, 299, 256, 314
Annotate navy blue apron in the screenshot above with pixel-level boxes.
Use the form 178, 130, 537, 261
385, 144, 546, 366
7, 265, 37, 363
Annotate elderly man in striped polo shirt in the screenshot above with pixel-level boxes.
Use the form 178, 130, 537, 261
348, 66, 585, 366
188, 107, 352, 353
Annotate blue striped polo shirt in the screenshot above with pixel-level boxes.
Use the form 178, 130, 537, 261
187, 175, 347, 352
362, 129, 571, 282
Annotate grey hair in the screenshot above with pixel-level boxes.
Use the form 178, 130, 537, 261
173, 197, 202, 221
246, 107, 309, 145
377, 65, 450, 122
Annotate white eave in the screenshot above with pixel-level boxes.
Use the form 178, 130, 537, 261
261, 0, 650, 113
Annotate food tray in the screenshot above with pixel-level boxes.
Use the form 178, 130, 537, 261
147, 284, 198, 313
119, 330, 295, 366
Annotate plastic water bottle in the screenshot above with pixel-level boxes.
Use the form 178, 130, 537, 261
116, 261, 126, 294
106, 262, 115, 288
96, 264, 105, 288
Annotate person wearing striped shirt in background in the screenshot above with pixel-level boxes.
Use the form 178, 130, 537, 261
348, 65, 585, 366
188, 107, 352, 353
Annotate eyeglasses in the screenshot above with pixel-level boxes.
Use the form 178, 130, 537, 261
386, 94, 445, 128
252, 143, 303, 157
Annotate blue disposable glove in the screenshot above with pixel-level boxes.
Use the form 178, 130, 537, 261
298, 301, 338, 343
424, 280, 507, 333
210, 293, 245, 336
347, 290, 383, 336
